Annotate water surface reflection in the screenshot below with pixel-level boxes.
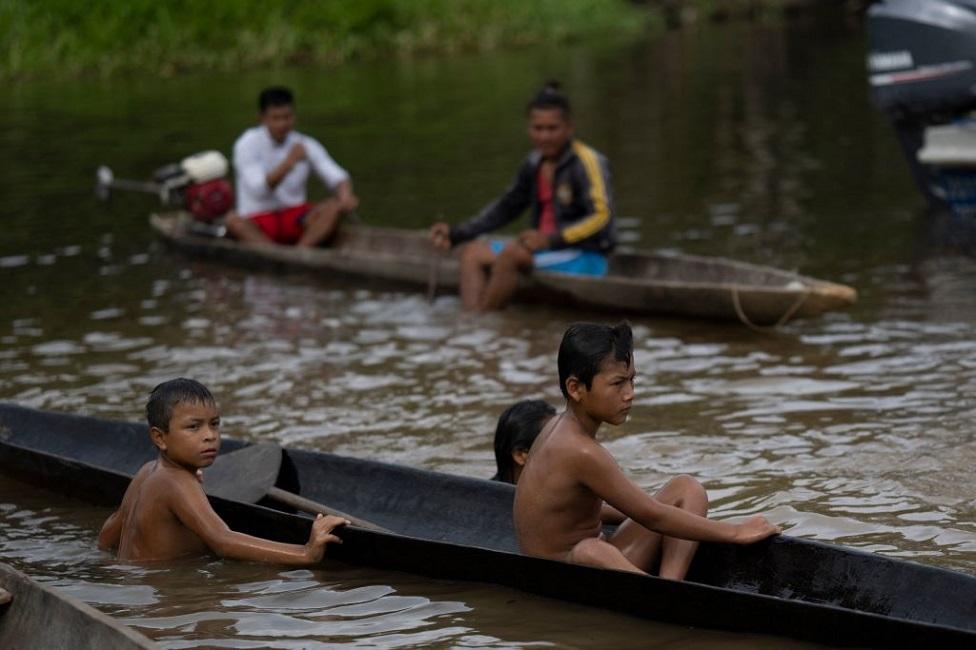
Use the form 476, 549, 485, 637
1, 12, 975, 649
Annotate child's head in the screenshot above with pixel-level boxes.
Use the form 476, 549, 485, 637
526, 81, 574, 159
147, 378, 217, 432
258, 86, 296, 143
558, 321, 634, 402
526, 80, 571, 119
492, 399, 556, 484
258, 86, 294, 113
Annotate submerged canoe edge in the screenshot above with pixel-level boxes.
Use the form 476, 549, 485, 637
0, 562, 159, 649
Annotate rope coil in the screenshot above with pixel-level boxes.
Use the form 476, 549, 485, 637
731, 283, 811, 332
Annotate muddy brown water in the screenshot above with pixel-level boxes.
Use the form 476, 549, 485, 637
1, 12, 974, 649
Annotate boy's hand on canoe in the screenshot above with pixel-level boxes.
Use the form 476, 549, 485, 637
429, 222, 452, 250
732, 515, 781, 544
305, 514, 350, 562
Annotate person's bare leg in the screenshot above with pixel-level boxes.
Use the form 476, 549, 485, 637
568, 537, 647, 575
479, 242, 533, 311
297, 200, 342, 248
606, 518, 665, 575
458, 241, 495, 310
655, 475, 708, 580
225, 211, 272, 245
608, 474, 708, 580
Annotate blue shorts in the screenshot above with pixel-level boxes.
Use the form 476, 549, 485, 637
489, 240, 608, 277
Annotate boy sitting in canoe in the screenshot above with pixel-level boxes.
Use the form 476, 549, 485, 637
225, 86, 359, 247
514, 323, 781, 578
98, 378, 348, 563
429, 81, 616, 311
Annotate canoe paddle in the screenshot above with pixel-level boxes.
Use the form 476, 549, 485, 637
203, 442, 387, 532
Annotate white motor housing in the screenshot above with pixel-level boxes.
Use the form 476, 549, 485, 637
181, 150, 229, 183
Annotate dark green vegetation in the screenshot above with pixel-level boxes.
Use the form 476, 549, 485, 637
0, 0, 651, 79
0, 0, 854, 79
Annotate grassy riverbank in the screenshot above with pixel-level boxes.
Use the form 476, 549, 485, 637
0, 0, 652, 79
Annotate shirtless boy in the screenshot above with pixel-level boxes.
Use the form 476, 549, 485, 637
99, 378, 348, 564
513, 323, 781, 578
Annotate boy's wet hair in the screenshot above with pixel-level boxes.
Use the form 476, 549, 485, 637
557, 322, 633, 398
526, 80, 571, 118
259, 86, 294, 112
146, 378, 216, 431
492, 399, 556, 483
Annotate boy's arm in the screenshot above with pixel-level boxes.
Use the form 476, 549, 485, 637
168, 477, 346, 565
98, 511, 123, 551
448, 160, 534, 246
305, 137, 351, 192
599, 503, 626, 525
549, 146, 612, 250
580, 446, 778, 544
234, 136, 274, 196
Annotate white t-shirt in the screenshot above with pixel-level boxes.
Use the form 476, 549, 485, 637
233, 126, 350, 218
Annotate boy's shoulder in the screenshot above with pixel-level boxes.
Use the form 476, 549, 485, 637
542, 420, 604, 461
135, 459, 198, 493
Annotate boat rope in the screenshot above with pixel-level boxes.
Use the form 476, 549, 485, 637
731, 283, 811, 332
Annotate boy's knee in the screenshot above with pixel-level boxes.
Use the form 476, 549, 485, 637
460, 241, 492, 266
495, 242, 531, 268
671, 474, 708, 508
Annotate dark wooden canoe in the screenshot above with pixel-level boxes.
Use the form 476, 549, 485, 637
0, 562, 158, 649
1, 403, 973, 648
150, 212, 857, 325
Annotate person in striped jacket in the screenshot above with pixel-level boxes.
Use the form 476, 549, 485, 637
430, 81, 617, 311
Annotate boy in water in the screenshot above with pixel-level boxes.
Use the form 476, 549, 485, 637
99, 378, 348, 564
514, 323, 780, 578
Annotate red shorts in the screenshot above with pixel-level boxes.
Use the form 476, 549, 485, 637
249, 203, 312, 244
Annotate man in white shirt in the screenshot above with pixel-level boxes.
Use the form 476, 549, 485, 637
225, 87, 359, 247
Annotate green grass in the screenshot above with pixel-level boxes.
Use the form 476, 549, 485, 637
0, 0, 653, 79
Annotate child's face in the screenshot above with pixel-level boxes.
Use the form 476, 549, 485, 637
155, 400, 221, 471
261, 104, 295, 143
581, 356, 635, 426
527, 108, 573, 159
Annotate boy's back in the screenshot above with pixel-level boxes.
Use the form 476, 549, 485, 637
514, 415, 608, 561
113, 461, 209, 560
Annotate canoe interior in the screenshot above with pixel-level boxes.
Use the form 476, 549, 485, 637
1, 403, 973, 647
320, 220, 818, 290
0, 562, 158, 649
151, 212, 856, 323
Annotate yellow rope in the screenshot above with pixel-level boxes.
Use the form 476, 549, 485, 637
731, 283, 811, 332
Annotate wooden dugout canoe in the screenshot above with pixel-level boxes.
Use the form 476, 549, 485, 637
0, 403, 973, 648
150, 212, 857, 325
0, 562, 158, 649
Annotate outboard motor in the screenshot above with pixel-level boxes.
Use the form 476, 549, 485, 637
152, 150, 234, 222
867, 0, 976, 217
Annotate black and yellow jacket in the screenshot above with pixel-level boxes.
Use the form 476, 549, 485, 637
448, 139, 616, 253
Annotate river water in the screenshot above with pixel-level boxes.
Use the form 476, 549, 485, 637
1, 10, 975, 649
